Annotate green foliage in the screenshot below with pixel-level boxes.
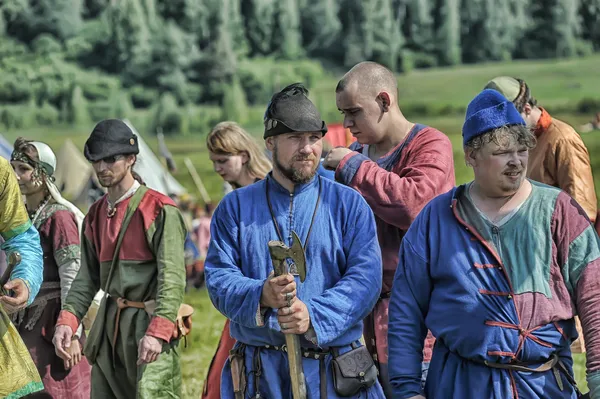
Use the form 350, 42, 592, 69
151, 92, 184, 134
434, 0, 461, 66
237, 57, 326, 105
32, 33, 63, 55
580, 0, 600, 50
523, 0, 579, 59
577, 97, 600, 114
130, 85, 158, 108
4, 0, 84, 42
221, 77, 249, 124
272, 0, 303, 60
184, 104, 222, 135
67, 85, 91, 125
298, 0, 341, 57
243, 0, 276, 56
36, 100, 60, 125
0, 0, 600, 133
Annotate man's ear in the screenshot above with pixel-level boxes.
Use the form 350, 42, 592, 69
377, 92, 391, 112
265, 137, 275, 151
464, 148, 477, 167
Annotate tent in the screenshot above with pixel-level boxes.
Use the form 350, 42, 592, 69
123, 120, 186, 196
0, 134, 13, 160
54, 139, 104, 209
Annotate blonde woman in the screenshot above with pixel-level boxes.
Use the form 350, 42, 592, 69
207, 121, 272, 189
202, 122, 271, 399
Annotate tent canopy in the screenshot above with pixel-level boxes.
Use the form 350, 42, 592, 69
54, 138, 99, 201
123, 120, 186, 196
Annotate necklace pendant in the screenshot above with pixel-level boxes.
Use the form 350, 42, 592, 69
107, 206, 117, 218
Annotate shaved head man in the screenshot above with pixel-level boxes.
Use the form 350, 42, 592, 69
333, 62, 408, 156
323, 61, 456, 397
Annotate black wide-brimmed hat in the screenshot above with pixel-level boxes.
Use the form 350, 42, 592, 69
84, 119, 139, 162
263, 83, 327, 139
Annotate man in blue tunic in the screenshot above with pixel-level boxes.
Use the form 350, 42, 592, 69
205, 83, 385, 399
388, 89, 600, 399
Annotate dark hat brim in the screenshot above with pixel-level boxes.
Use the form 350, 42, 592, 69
84, 140, 139, 162
264, 120, 328, 139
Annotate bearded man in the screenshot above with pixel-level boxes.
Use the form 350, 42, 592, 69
52, 119, 187, 398
205, 83, 385, 398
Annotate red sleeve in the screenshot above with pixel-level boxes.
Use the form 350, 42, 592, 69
336, 128, 455, 229
146, 316, 175, 342
43, 210, 80, 253
56, 310, 80, 333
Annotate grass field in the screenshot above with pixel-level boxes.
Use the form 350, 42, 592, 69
3, 55, 599, 397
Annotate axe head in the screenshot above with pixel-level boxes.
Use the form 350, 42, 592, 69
290, 231, 306, 282
267, 231, 307, 282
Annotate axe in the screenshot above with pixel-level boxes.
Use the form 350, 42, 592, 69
268, 231, 307, 399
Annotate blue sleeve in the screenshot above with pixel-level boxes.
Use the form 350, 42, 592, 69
204, 194, 267, 328
316, 163, 336, 180
1, 224, 43, 305
388, 235, 432, 399
305, 199, 382, 346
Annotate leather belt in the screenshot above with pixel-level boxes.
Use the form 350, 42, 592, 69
484, 354, 586, 398
112, 297, 146, 361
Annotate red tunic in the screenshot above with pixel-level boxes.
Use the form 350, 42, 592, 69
15, 204, 91, 399
335, 124, 455, 395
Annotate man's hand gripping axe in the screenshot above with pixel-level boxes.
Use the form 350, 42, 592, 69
268, 231, 307, 399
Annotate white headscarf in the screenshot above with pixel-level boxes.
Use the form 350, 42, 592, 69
30, 142, 85, 233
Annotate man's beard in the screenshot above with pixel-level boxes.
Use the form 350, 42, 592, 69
97, 168, 127, 188
272, 148, 318, 184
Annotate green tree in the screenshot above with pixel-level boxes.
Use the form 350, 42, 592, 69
404, 0, 435, 64
242, 0, 276, 55
68, 84, 91, 125
371, 0, 404, 71
221, 76, 248, 124
4, 0, 84, 42
337, 0, 373, 67
298, 0, 341, 57
523, 0, 579, 58
579, 0, 600, 50
434, 0, 461, 65
272, 0, 303, 59
102, 0, 153, 83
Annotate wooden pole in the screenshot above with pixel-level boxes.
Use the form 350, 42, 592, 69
184, 157, 211, 204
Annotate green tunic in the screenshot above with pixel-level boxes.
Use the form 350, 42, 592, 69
59, 186, 186, 399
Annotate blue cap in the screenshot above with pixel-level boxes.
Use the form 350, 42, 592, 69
462, 89, 526, 146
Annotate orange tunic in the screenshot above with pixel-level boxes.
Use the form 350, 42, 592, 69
528, 108, 597, 222
527, 108, 596, 354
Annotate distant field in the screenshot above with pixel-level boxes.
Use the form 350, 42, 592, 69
312, 54, 600, 120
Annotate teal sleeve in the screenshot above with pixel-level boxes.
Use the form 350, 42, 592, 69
1, 224, 43, 305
